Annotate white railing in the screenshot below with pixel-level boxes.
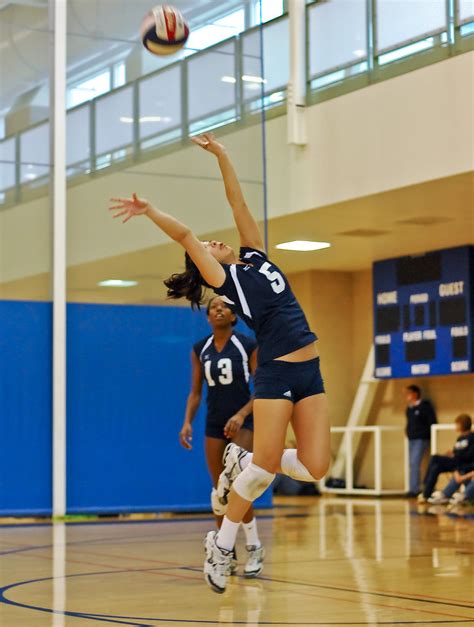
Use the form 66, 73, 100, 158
431, 423, 458, 455
320, 425, 408, 496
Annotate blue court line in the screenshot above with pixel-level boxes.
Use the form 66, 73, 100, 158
0, 568, 472, 626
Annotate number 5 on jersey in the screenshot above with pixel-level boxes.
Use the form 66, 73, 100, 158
259, 262, 285, 294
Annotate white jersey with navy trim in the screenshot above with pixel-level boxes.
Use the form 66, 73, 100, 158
214, 247, 317, 364
193, 332, 257, 426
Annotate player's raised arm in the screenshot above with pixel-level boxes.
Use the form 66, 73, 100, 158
109, 194, 225, 289
192, 133, 265, 252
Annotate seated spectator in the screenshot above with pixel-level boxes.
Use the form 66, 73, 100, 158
418, 414, 473, 503
428, 465, 474, 505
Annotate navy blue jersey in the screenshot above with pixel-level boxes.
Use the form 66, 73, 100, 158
214, 247, 317, 364
193, 332, 257, 426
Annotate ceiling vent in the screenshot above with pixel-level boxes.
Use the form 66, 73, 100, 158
338, 228, 389, 237
396, 216, 452, 226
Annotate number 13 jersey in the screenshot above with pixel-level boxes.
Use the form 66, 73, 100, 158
215, 247, 317, 365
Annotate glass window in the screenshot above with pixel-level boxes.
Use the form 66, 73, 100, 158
254, 0, 284, 24
95, 86, 133, 156
66, 105, 90, 170
67, 70, 111, 109
242, 16, 289, 101
187, 41, 236, 125
0, 137, 15, 194
376, 0, 447, 53
20, 123, 50, 185
459, 0, 474, 24
139, 66, 181, 141
309, 0, 367, 77
187, 9, 245, 51
113, 61, 126, 88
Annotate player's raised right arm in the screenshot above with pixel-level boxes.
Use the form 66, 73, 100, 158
109, 194, 225, 288
191, 133, 265, 252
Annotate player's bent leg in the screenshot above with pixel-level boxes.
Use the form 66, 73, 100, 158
290, 393, 330, 481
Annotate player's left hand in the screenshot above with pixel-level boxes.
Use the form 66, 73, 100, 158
224, 413, 244, 439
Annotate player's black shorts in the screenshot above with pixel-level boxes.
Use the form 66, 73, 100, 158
254, 357, 325, 403
205, 414, 254, 440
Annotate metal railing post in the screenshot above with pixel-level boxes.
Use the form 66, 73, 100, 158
374, 427, 382, 494
346, 430, 354, 490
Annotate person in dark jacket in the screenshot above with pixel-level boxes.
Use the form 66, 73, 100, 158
405, 385, 437, 496
419, 414, 474, 503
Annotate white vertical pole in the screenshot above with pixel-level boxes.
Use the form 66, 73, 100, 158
374, 428, 382, 495
287, 0, 307, 145
346, 430, 353, 491
50, 0, 67, 518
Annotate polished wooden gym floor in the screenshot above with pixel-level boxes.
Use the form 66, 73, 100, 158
1, 498, 473, 626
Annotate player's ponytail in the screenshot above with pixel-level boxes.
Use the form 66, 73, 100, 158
164, 252, 205, 309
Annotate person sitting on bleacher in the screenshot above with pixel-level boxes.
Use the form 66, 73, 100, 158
418, 414, 474, 504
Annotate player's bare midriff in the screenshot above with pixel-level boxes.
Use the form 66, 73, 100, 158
275, 341, 319, 363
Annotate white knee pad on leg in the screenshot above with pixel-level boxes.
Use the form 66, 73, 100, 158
233, 463, 275, 501
211, 488, 227, 516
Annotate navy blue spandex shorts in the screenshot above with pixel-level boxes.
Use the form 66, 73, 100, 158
254, 357, 325, 403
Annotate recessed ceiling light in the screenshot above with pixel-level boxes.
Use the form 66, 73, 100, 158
242, 75, 267, 84
98, 279, 138, 287
353, 49, 366, 57
275, 240, 331, 252
221, 75, 237, 84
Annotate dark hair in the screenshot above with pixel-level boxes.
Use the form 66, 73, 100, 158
406, 384, 421, 398
455, 413, 472, 431
164, 252, 205, 310
207, 295, 237, 326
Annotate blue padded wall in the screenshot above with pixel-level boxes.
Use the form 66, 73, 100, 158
66, 303, 271, 514
0, 301, 271, 516
0, 301, 52, 516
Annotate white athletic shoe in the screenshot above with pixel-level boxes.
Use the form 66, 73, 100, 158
211, 488, 227, 517
449, 492, 465, 506
428, 491, 449, 505
244, 544, 265, 578
229, 549, 238, 576
204, 531, 232, 593
216, 443, 249, 509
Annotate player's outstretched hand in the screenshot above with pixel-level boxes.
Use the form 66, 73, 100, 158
191, 132, 225, 156
224, 413, 244, 439
179, 423, 193, 450
109, 193, 150, 223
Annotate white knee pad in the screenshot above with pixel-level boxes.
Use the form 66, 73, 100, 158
233, 463, 275, 501
211, 488, 227, 516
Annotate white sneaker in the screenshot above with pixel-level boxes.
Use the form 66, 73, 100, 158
204, 531, 231, 594
211, 488, 227, 517
428, 491, 449, 505
216, 443, 249, 509
449, 492, 465, 506
244, 544, 265, 578
228, 549, 238, 576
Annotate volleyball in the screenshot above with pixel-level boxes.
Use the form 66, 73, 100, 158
141, 5, 190, 56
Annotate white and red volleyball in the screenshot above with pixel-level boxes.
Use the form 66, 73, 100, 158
141, 5, 190, 56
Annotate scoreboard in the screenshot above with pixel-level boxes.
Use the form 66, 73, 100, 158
373, 245, 474, 379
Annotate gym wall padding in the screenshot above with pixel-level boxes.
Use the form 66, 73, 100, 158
0, 301, 271, 516
0, 301, 52, 516
66, 303, 271, 514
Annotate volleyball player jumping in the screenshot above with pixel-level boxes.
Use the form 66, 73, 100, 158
181, 294, 264, 577
109, 132, 330, 594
